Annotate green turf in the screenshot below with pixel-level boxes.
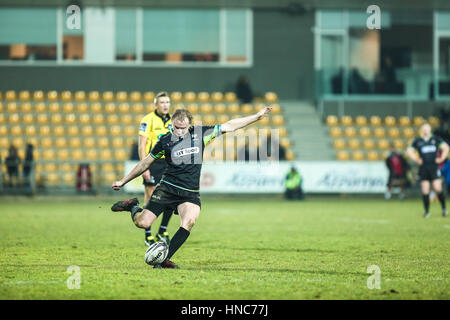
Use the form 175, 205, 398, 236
0, 195, 449, 299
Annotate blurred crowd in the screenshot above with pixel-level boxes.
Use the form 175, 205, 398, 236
1, 143, 34, 188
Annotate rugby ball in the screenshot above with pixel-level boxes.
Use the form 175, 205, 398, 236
144, 241, 169, 265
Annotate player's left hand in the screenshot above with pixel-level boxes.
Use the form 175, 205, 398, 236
112, 181, 124, 190
256, 106, 272, 120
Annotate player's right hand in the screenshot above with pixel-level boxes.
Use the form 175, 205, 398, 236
416, 158, 423, 165
112, 181, 124, 190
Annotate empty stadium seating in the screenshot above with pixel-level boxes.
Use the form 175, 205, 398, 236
0, 90, 290, 187
326, 114, 439, 161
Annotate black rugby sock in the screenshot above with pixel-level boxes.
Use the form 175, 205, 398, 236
166, 227, 190, 261
437, 192, 446, 209
159, 209, 173, 234
422, 194, 430, 213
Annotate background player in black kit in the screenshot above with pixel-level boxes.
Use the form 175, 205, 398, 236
111, 106, 272, 268
407, 123, 449, 218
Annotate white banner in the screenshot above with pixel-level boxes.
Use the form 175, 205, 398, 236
124, 161, 389, 194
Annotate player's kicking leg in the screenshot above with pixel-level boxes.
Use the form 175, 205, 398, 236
421, 180, 431, 218
111, 198, 179, 268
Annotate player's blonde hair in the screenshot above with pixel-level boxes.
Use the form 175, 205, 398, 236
172, 108, 193, 124
154, 91, 170, 105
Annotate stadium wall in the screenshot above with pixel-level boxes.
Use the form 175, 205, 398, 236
0, 10, 315, 100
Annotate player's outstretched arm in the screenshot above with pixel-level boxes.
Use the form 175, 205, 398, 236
112, 154, 156, 190
221, 106, 272, 133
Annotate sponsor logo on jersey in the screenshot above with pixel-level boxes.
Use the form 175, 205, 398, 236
173, 147, 200, 157
139, 123, 147, 132
421, 145, 437, 153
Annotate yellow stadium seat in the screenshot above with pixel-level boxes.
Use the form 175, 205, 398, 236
344, 127, 357, 138
33, 91, 44, 101
97, 137, 109, 148
183, 92, 196, 102
9, 113, 20, 125
348, 139, 361, 149
173, 103, 184, 112
403, 128, 415, 138
19, 90, 30, 100
203, 115, 216, 126
330, 127, 343, 138
63, 173, 75, 185
187, 103, 199, 114
337, 150, 350, 161
64, 113, 76, 125
359, 127, 371, 138
21, 102, 33, 113
0, 113, 4, 124
63, 102, 75, 113
90, 102, 102, 113
377, 139, 390, 150
84, 137, 96, 148
35, 102, 46, 113
122, 114, 133, 125
5, 90, 16, 100
143, 92, 155, 102
57, 149, 70, 160
197, 92, 210, 102
107, 115, 119, 125
211, 92, 223, 103
49, 102, 60, 113
110, 125, 122, 136
86, 149, 98, 160
47, 91, 58, 101
370, 116, 382, 126
42, 150, 55, 161
96, 126, 107, 136
352, 151, 365, 161
79, 113, 90, 125
413, 116, 425, 127
59, 163, 74, 172
363, 139, 375, 150
88, 91, 100, 101
217, 114, 230, 123
278, 127, 287, 137
39, 125, 51, 136
105, 103, 116, 113
0, 102, 3, 113
212, 103, 225, 114
119, 103, 130, 113
61, 91, 72, 101
241, 104, 253, 114
227, 103, 240, 114
272, 115, 285, 126
12, 138, 24, 149
112, 137, 124, 148
224, 92, 236, 103
388, 128, 400, 138
393, 139, 404, 149
384, 116, 396, 127
75, 102, 87, 113
72, 149, 84, 160
264, 92, 278, 103
41, 137, 53, 148
93, 114, 105, 125
135, 114, 145, 125
0, 126, 7, 136
7, 102, 18, 112
367, 151, 379, 161
355, 116, 368, 126
0, 137, 8, 148
116, 91, 128, 102
55, 137, 67, 148
192, 115, 202, 125
10, 125, 22, 136
23, 114, 34, 125
102, 91, 114, 102
81, 126, 94, 136
124, 126, 135, 136
374, 127, 386, 138
130, 91, 142, 102
50, 113, 62, 125
341, 116, 353, 126
200, 103, 213, 114
280, 138, 292, 149
69, 138, 81, 148
36, 114, 48, 125
270, 104, 281, 114
114, 149, 128, 161
67, 125, 79, 136
326, 115, 338, 126
428, 116, 440, 126
132, 103, 144, 114
170, 92, 183, 102
333, 139, 346, 149
100, 149, 113, 159
75, 91, 86, 101
53, 125, 65, 136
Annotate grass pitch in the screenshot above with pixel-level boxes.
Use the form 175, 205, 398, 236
0, 195, 449, 300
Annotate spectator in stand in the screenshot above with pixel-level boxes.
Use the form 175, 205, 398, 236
5, 145, 20, 187
235, 75, 254, 103
22, 143, 34, 187
385, 143, 409, 200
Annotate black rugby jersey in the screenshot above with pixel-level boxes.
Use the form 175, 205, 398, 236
410, 135, 444, 166
149, 125, 222, 192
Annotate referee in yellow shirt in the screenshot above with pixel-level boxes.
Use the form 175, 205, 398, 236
139, 91, 174, 246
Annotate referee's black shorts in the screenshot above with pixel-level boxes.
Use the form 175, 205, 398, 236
418, 164, 441, 181
145, 181, 201, 216
143, 159, 167, 186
